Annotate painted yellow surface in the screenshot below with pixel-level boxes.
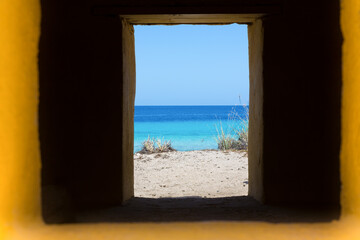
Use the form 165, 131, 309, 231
340, 0, 360, 218
0, 0, 42, 238
1, 0, 360, 239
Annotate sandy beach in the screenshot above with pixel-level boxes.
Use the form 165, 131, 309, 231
134, 150, 248, 198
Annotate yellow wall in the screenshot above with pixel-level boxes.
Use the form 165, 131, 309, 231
0, 0, 42, 235
1, 0, 360, 239
340, 0, 360, 217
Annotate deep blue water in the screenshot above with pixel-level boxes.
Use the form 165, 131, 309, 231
134, 105, 248, 152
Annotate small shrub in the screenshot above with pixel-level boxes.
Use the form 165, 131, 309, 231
236, 130, 248, 149
232, 120, 248, 150
155, 138, 173, 152
215, 106, 249, 151
216, 124, 235, 150
139, 136, 175, 154
141, 136, 155, 153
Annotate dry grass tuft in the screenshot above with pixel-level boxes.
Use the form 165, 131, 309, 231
216, 106, 248, 151
139, 136, 176, 154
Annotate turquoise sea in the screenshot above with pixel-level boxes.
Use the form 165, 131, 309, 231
134, 105, 248, 152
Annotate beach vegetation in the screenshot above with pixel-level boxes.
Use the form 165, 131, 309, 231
139, 136, 176, 154
216, 106, 248, 151
216, 124, 236, 150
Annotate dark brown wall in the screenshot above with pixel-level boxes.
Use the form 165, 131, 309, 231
262, 0, 341, 205
39, 1, 125, 222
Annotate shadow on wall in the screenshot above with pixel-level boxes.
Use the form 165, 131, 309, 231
74, 196, 339, 223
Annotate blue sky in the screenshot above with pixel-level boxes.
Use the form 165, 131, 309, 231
134, 24, 249, 106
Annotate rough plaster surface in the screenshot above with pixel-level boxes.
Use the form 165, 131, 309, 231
122, 19, 136, 202
248, 19, 264, 201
